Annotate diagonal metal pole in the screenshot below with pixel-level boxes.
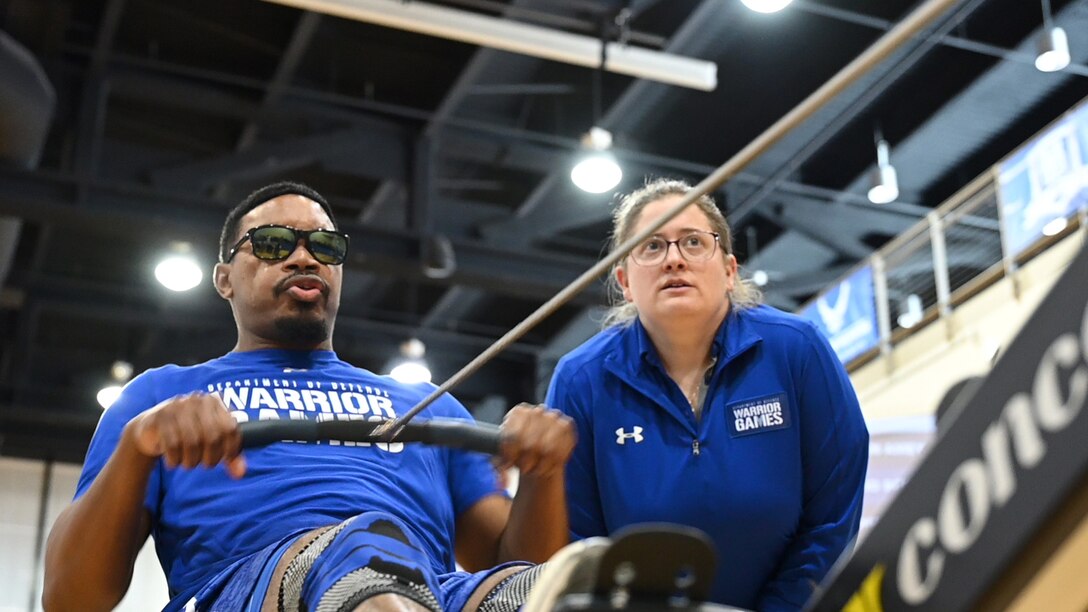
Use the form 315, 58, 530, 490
374, 0, 965, 440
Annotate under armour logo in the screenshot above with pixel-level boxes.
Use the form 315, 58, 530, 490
615, 426, 644, 445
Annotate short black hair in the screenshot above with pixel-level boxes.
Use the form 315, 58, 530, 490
219, 181, 338, 263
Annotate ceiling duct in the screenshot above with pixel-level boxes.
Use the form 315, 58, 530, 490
0, 30, 56, 290
0, 31, 55, 169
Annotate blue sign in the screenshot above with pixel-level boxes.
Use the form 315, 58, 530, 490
998, 102, 1088, 257
799, 265, 879, 364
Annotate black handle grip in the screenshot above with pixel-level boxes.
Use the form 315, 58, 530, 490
238, 419, 503, 455
239, 419, 321, 447
409, 420, 503, 455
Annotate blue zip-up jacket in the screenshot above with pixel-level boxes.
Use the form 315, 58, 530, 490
546, 305, 868, 611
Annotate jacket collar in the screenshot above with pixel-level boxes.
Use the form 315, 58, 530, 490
607, 306, 764, 380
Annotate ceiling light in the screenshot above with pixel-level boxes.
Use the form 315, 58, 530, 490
1035, 0, 1071, 73
390, 361, 432, 384
751, 270, 769, 286
401, 338, 425, 359
110, 360, 134, 382
571, 153, 622, 194
897, 294, 924, 329
1035, 27, 1070, 72
388, 338, 432, 384
867, 164, 899, 204
1041, 216, 1068, 236
155, 242, 202, 292
422, 234, 456, 279
97, 385, 124, 409
156, 256, 202, 291
741, 0, 793, 13
571, 127, 622, 194
867, 137, 899, 204
97, 359, 134, 409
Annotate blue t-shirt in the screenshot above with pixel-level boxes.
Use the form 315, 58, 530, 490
75, 349, 501, 610
546, 305, 869, 611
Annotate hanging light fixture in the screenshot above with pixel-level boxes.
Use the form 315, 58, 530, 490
571, 127, 622, 194
1035, 0, 1070, 73
896, 294, 924, 329
155, 241, 203, 292
421, 234, 456, 279
741, 0, 793, 14
389, 338, 432, 384
572, 31, 622, 195
867, 130, 899, 205
1036, 28, 1070, 72
97, 360, 134, 409
1041, 216, 1069, 236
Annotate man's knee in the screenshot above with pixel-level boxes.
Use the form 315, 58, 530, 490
468, 565, 544, 612
282, 513, 441, 612
350, 592, 434, 611
316, 565, 440, 612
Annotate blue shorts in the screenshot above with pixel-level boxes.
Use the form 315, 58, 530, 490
189, 511, 530, 611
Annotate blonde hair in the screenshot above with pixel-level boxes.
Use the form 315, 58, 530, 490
602, 178, 762, 328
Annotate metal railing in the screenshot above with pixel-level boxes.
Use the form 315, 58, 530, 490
797, 97, 1088, 369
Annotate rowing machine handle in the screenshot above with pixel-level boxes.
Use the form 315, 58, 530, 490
237, 419, 503, 456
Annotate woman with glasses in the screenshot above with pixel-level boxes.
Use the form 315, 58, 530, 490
545, 179, 868, 611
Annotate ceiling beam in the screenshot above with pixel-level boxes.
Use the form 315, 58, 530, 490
73, 0, 125, 184
764, 264, 856, 297
150, 125, 409, 190
397, 0, 572, 354
769, 197, 912, 259
101, 63, 734, 196
418, 286, 485, 329
359, 11, 553, 228
793, 0, 1088, 78
726, 0, 991, 225
477, 0, 733, 245
233, 11, 322, 153
0, 170, 605, 303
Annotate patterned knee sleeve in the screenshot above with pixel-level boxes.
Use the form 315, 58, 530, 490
477, 565, 546, 612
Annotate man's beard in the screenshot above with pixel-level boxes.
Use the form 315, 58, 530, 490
272, 315, 330, 347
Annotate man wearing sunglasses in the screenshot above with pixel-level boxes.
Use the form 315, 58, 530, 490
44, 182, 576, 612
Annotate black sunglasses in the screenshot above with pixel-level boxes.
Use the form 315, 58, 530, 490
225, 224, 350, 265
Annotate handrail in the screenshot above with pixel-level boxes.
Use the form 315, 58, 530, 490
798, 95, 1088, 370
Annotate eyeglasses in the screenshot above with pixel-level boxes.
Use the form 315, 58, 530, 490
629, 230, 721, 266
225, 224, 350, 265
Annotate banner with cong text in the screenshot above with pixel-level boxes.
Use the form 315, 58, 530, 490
808, 242, 1088, 612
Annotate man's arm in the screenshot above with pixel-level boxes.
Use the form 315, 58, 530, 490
43, 393, 244, 611
43, 429, 157, 611
498, 465, 569, 563
454, 404, 575, 570
545, 364, 608, 540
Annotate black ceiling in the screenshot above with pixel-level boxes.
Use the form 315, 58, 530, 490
1, 0, 1086, 462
